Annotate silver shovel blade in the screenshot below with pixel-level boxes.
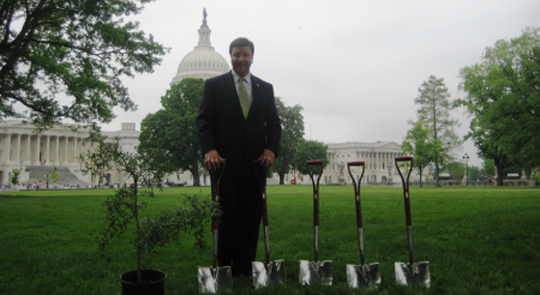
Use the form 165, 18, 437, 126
197, 266, 233, 294
395, 261, 430, 287
346, 262, 381, 289
299, 260, 333, 286
252, 260, 287, 289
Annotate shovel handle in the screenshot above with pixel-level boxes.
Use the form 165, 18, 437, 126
395, 157, 413, 226
253, 163, 269, 227
208, 163, 226, 231
307, 160, 324, 227
253, 162, 272, 264
347, 161, 365, 229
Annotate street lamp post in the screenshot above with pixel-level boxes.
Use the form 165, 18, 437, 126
387, 163, 392, 184
44, 174, 49, 189
462, 153, 470, 186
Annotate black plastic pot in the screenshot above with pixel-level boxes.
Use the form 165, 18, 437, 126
120, 270, 167, 295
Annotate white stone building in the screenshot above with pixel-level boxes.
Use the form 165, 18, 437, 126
0, 120, 139, 186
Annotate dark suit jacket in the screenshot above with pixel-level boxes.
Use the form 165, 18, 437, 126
197, 71, 282, 174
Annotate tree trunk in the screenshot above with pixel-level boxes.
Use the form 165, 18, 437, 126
134, 176, 142, 283
496, 165, 504, 187
435, 160, 440, 187
279, 172, 285, 185
191, 169, 201, 186
193, 160, 201, 186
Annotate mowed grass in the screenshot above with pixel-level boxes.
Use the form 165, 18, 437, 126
0, 185, 539, 294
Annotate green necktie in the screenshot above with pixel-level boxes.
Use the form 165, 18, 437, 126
238, 77, 250, 118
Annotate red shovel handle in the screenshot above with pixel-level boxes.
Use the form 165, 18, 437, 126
395, 156, 413, 226
208, 163, 226, 231
347, 161, 365, 229
307, 160, 324, 227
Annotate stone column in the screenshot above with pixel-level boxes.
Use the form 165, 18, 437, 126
55, 136, 60, 165
26, 134, 31, 162
75, 138, 80, 162
35, 136, 41, 163
65, 137, 69, 163
4, 134, 11, 162
16, 133, 22, 162
45, 135, 50, 164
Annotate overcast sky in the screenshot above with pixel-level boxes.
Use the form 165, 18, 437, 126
102, 0, 540, 167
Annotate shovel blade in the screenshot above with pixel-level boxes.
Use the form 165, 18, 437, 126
197, 266, 233, 294
299, 260, 333, 286
252, 260, 287, 289
346, 262, 381, 289
395, 261, 430, 287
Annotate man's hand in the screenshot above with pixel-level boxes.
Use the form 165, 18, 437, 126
204, 150, 225, 170
255, 149, 276, 168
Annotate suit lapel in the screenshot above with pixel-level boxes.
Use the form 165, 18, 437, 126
248, 75, 262, 121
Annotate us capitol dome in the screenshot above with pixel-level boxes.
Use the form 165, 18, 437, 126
170, 9, 229, 85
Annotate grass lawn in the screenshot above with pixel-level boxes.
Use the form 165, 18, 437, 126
0, 185, 539, 294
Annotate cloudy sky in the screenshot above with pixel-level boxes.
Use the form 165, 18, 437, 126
103, 0, 540, 167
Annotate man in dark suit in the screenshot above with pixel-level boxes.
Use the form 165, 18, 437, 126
196, 37, 282, 277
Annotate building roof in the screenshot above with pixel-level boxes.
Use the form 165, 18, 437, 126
170, 8, 229, 85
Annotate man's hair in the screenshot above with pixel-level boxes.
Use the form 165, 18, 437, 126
229, 37, 254, 55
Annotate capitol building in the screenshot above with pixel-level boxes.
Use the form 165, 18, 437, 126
0, 10, 408, 188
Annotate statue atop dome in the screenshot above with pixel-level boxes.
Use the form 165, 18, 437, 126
202, 8, 208, 27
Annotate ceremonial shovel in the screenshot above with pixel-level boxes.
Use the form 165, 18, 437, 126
252, 165, 287, 289
394, 156, 431, 287
346, 161, 381, 289
198, 165, 233, 294
299, 160, 333, 286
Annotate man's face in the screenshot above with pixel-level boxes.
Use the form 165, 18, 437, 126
230, 46, 253, 77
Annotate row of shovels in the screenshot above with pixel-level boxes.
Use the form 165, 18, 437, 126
198, 157, 430, 294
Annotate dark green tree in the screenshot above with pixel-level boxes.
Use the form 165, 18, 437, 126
0, 0, 168, 130
138, 78, 204, 186
9, 169, 20, 186
483, 159, 496, 179
272, 98, 304, 184
401, 119, 439, 187
292, 140, 329, 175
457, 27, 540, 185
414, 75, 460, 187
468, 166, 483, 181
49, 169, 60, 185
445, 161, 465, 182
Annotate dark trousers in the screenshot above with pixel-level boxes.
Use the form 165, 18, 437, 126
216, 162, 263, 277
